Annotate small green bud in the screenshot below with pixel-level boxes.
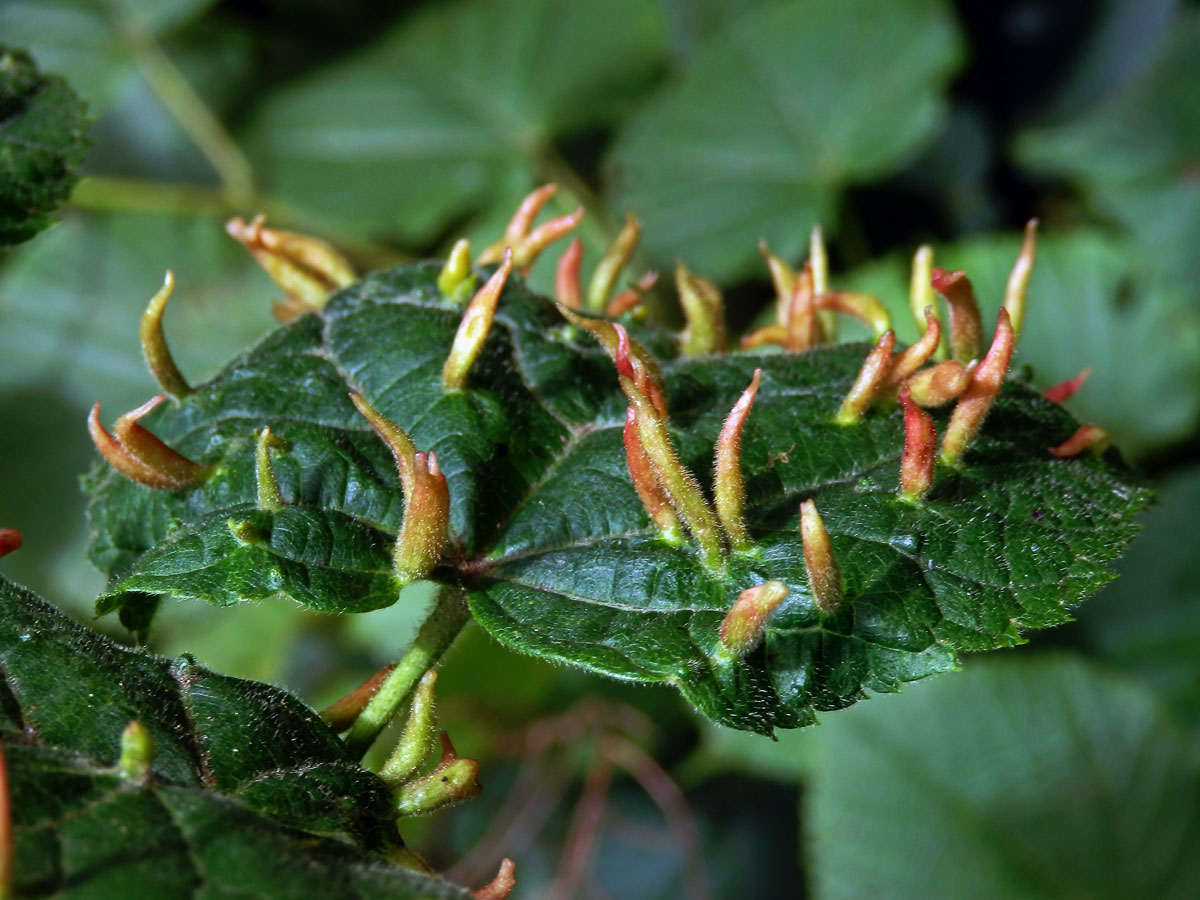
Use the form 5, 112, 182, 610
118, 720, 154, 782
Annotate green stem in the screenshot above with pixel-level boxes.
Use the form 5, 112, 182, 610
342, 585, 471, 759
69, 175, 410, 269
122, 23, 256, 205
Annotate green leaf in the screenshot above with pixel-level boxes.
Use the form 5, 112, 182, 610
1083, 465, 1200, 723
0, 45, 90, 246
85, 258, 1149, 734
843, 230, 1200, 457
807, 656, 1200, 899
606, 0, 963, 281
98, 506, 400, 614
0, 575, 473, 898
243, 0, 668, 245
1016, 10, 1200, 291
0, 0, 217, 111
0, 210, 277, 609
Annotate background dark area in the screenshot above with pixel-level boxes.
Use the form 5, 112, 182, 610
2, 1, 1199, 897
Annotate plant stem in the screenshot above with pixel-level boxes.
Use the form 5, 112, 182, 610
69, 175, 410, 269
342, 585, 471, 759
122, 22, 256, 206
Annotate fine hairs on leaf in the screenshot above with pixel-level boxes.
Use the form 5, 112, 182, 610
82, 187, 1148, 736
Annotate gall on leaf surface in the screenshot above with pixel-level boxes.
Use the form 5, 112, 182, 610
86, 261, 1150, 734
0, 576, 472, 899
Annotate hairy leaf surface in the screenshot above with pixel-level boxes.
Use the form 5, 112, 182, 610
0, 576, 471, 899
88, 262, 1150, 732
0, 45, 89, 246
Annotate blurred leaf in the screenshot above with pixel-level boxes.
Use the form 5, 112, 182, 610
682, 719, 815, 785
244, 0, 669, 245
0, 210, 276, 608
0, 46, 90, 245
1016, 10, 1200, 289
606, 0, 963, 282
808, 655, 1200, 900
0, 0, 216, 110
85, 260, 1149, 734
843, 230, 1200, 457
1036, 0, 1178, 117
1083, 466, 1200, 723
0, 575, 473, 898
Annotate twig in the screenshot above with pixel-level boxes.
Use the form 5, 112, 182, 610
342, 586, 470, 758
602, 735, 712, 900
546, 754, 613, 900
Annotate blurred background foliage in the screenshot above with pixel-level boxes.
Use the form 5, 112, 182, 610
2, 0, 1200, 896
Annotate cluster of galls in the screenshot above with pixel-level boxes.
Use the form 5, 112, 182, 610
87, 187, 1107, 676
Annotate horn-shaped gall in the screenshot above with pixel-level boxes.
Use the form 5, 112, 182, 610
480, 184, 583, 270
677, 262, 727, 355
810, 225, 837, 342
1049, 426, 1111, 458
443, 249, 513, 390
759, 239, 796, 327
718, 580, 788, 658
941, 308, 1015, 465
320, 662, 397, 734
907, 360, 973, 407
624, 406, 683, 542
255, 426, 288, 512
140, 271, 191, 398
1003, 219, 1038, 341
786, 264, 817, 351
909, 244, 938, 341
885, 307, 941, 388
714, 369, 762, 552
614, 325, 724, 569
899, 386, 936, 501
1044, 367, 1092, 404
931, 268, 983, 365
816, 291, 891, 339
226, 215, 355, 319
740, 323, 788, 350
605, 270, 657, 318
587, 212, 640, 313
0, 530, 21, 560
556, 306, 668, 417
379, 670, 440, 787
800, 500, 842, 615
836, 330, 896, 424
481, 184, 553, 264
351, 394, 450, 585
88, 396, 208, 490
555, 238, 584, 310
393, 733, 481, 816
473, 859, 517, 900
437, 238, 474, 299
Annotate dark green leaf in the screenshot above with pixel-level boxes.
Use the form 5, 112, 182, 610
99, 506, 400, 614
0, 0, 217, 110
807, 656, 1200, 899
88, 261, 1149, 733
606, 0, 963, 280
244, 0, 668, 245
842, 230, 1200, 457
0, 210, 277, 611
1016, 10, 1200, 291
1083, 465, 1200, 723
0, 45, 89, 246
0, 575, 473, 898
